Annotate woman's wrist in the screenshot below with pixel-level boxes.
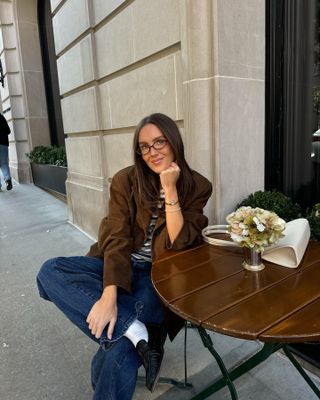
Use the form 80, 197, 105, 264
163, 187, 179, 204
102, 285, 117, 299
165, 199, 179, 206
165, 207, 181, 213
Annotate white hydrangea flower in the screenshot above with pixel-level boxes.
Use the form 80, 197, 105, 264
226, 206, 286, 252
253, 216, 265, 232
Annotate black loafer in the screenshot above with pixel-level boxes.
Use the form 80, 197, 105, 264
6, 179, 12, 191
136, 339, 164, 392
136, 322, 167, 392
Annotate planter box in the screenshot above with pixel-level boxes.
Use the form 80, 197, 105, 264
31, 163, 67, 195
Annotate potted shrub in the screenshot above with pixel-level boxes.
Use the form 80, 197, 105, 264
236, 190, 320, 241
307, 203, 320, 241
27, 145, 68, 195
236, 190, 301, 222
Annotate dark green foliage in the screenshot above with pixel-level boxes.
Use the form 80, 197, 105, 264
237, 190, 320, 240
27, 146, 67, 167
237, 190, 301, 222
307, 203, 320, 241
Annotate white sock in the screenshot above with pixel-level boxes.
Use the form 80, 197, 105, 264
124, 319, 149, 347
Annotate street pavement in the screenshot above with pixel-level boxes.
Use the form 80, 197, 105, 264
1, 182, 320, 400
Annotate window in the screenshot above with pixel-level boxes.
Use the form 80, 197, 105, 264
38, 0, 64, 147
266, 0, 320, 368
266, 0, 320, 209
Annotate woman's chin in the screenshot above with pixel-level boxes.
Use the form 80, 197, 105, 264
154, 166, 168, 174
148, 164, 164, 174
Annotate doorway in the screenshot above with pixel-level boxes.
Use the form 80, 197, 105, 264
37, 0, 64, 147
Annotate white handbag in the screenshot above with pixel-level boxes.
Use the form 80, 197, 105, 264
202, 225, 237, 247
262, 218, 310, 268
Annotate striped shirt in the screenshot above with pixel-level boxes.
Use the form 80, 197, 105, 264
131, 190, 165, 261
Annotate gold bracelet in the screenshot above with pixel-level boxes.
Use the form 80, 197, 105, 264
165, 207, 181, 213
165, 199, 179, 206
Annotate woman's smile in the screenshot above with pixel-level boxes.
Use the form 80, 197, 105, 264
151, 157, 164, 165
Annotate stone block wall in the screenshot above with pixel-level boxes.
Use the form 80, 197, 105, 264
0, 0, 265, 239
51, 0, 185, 238
50, 0, 265, 236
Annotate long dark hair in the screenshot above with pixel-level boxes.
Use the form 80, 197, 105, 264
133, 113, 195, 208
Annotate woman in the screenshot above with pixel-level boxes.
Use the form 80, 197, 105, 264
37, 113, 212, 399
0, 112, 13, 191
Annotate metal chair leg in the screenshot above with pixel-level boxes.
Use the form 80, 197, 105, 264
184, 320, 189, 384
182, 320, 194, 388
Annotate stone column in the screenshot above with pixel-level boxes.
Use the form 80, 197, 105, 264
0, 0, 51, 183
181, 0, 265, 223
0, 0, 28, 182
180, 0, 215, 221
212, 0, 265, 221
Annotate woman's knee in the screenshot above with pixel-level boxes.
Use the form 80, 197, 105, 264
36, 257, 79, 300
36, 257, 61, 299
37, 257, 60, 281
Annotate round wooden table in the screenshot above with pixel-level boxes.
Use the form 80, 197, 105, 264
152, 241, 320, 399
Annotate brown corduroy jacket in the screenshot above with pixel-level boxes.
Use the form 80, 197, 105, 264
87, 165, 212, 339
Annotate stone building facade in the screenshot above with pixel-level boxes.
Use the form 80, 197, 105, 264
0, 0, 265, 239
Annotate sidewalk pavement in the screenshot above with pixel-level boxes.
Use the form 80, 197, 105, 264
1, 182, 320, 400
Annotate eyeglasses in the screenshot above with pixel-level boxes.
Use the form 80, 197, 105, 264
136, 138, 168, 155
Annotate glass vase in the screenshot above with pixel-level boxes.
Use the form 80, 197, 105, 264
242, 247, 265, 271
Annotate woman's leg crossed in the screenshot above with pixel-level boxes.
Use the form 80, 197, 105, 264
37, 256, 144, 345
37, 256, 105, 342
130, 260, 165, 325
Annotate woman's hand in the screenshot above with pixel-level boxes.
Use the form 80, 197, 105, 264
86, 285, 117, 340
160, 162, 180, 191
160, 162, 183, 244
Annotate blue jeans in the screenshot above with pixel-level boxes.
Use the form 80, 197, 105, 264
36, 256, 165, 400
0, 144, 11, 187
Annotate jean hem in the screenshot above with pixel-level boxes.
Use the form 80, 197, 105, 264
100, 300, 144, 351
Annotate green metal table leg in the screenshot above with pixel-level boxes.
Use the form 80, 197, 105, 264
283, 345, 320, 399
192, 334, 281, 400
195, 327, 238, 400
189, 326, 320, 400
